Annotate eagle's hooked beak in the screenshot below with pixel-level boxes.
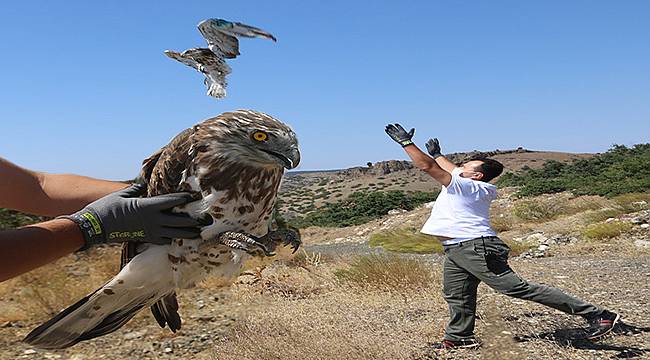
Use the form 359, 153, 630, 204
262, 147, 300, 170
286, 147, 301, 169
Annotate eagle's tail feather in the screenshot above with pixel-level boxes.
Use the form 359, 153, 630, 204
23, 246, 173, 349
150, 293, 182, 332
23, 292, 95, 348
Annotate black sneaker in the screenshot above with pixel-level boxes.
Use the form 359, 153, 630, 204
586, 311, 620, 340
431, 338, 481, 349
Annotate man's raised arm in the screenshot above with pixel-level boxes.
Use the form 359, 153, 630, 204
385, 124, 451, 186
425, 138, 458, 174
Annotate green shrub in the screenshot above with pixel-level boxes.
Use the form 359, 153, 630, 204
334, 254, 435, 290
292, 190, 439, 228
0, 208, 47, 230
368, 228, 443, 254
581, 221, 633, 240
497, 144, 650, 197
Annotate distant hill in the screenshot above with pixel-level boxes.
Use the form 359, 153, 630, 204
278, 148, 593, 219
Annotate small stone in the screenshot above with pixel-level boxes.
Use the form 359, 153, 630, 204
526, 233, 548, 245
163, 347, 173, 353
23, 349, 37, 355
634, 240, 650, 248
640, 224, 650, 229
606, 218, 616, 223
123, 329, 147, 340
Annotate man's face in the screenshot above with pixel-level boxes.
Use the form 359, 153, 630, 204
459, 160, 484, 181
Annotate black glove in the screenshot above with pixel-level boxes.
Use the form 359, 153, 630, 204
61, 184, 202, 250
385, 123, 415, 147
425, 138, 443, 159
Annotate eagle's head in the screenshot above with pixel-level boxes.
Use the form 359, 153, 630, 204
201, 110, 300, 170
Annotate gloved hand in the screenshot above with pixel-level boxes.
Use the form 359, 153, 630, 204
385, 123, 415, 147
61, 184, 202, 250
425, 138, 443, 159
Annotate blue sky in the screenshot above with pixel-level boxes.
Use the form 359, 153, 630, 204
1, 1, 649, 180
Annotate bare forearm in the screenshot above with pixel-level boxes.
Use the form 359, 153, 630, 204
0, 158, 128, 216
434, 155, 459, 173
404, 144, 437, 170
0, 219, 84, 282
36, 173, 129, 216
403, 145, 451, 186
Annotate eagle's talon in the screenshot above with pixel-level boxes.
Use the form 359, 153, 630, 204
217, 231, 270, 256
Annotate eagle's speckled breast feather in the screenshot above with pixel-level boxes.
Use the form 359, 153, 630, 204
125, 109, 293, 330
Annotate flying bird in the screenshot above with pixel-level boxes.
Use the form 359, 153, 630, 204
24, 110, 301, 349
165, 19, 277, 99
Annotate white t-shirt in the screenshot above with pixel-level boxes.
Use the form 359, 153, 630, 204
420, 167, 497, 241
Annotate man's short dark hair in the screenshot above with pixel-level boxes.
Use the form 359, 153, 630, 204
474, 158, 503, 182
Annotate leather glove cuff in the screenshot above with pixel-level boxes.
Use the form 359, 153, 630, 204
57, 209, 105, 251
399, 139, 414, 147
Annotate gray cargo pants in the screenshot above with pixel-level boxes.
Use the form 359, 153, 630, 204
442, 236, 604, 341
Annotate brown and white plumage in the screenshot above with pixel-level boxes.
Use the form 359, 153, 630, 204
165, 19, 276, 98
24, 110, 301, 349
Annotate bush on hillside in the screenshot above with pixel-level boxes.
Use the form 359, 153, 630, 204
581, 221, 633, 240
0, 208, 47, 230
292, 190, 439, 228
497, 144, 650, 197
368, 228, 443, 254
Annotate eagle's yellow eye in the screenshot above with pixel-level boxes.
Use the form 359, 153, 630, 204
252, 131, 268, 142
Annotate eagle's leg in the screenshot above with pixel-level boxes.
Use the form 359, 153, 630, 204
213, 231, 272, 256
254, 228, 302, 256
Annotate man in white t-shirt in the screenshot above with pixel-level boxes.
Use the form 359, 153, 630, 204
385, 124, 619, 349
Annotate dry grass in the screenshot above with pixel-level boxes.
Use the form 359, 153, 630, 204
208, 251, 650, 360
212, 289, 443, 360
511, 197, 569, 222
612, 192, 650, 212
491, 213, 515, 232
212, 256, 446, 360
0, 246, 119, 322
334, 254, 438, 291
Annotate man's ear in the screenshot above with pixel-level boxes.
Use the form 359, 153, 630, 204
472, 172, 484, 181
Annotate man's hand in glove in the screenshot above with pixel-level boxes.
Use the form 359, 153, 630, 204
61, 184, 203, 250
425, 138, 443, 159
385, 123, 415, 147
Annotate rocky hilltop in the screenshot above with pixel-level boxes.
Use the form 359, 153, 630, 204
278, 148, 592, 219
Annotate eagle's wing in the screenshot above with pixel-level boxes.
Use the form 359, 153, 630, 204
165, 18, 276, 99
23, 128, 201, 349
165, 48, 231, 99
197, 18, 276, 58
126, 126, 199, 332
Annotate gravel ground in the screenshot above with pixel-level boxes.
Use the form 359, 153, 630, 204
1, 241, 648, 360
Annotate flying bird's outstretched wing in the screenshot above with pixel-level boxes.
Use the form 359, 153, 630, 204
165, 18, 276, 99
